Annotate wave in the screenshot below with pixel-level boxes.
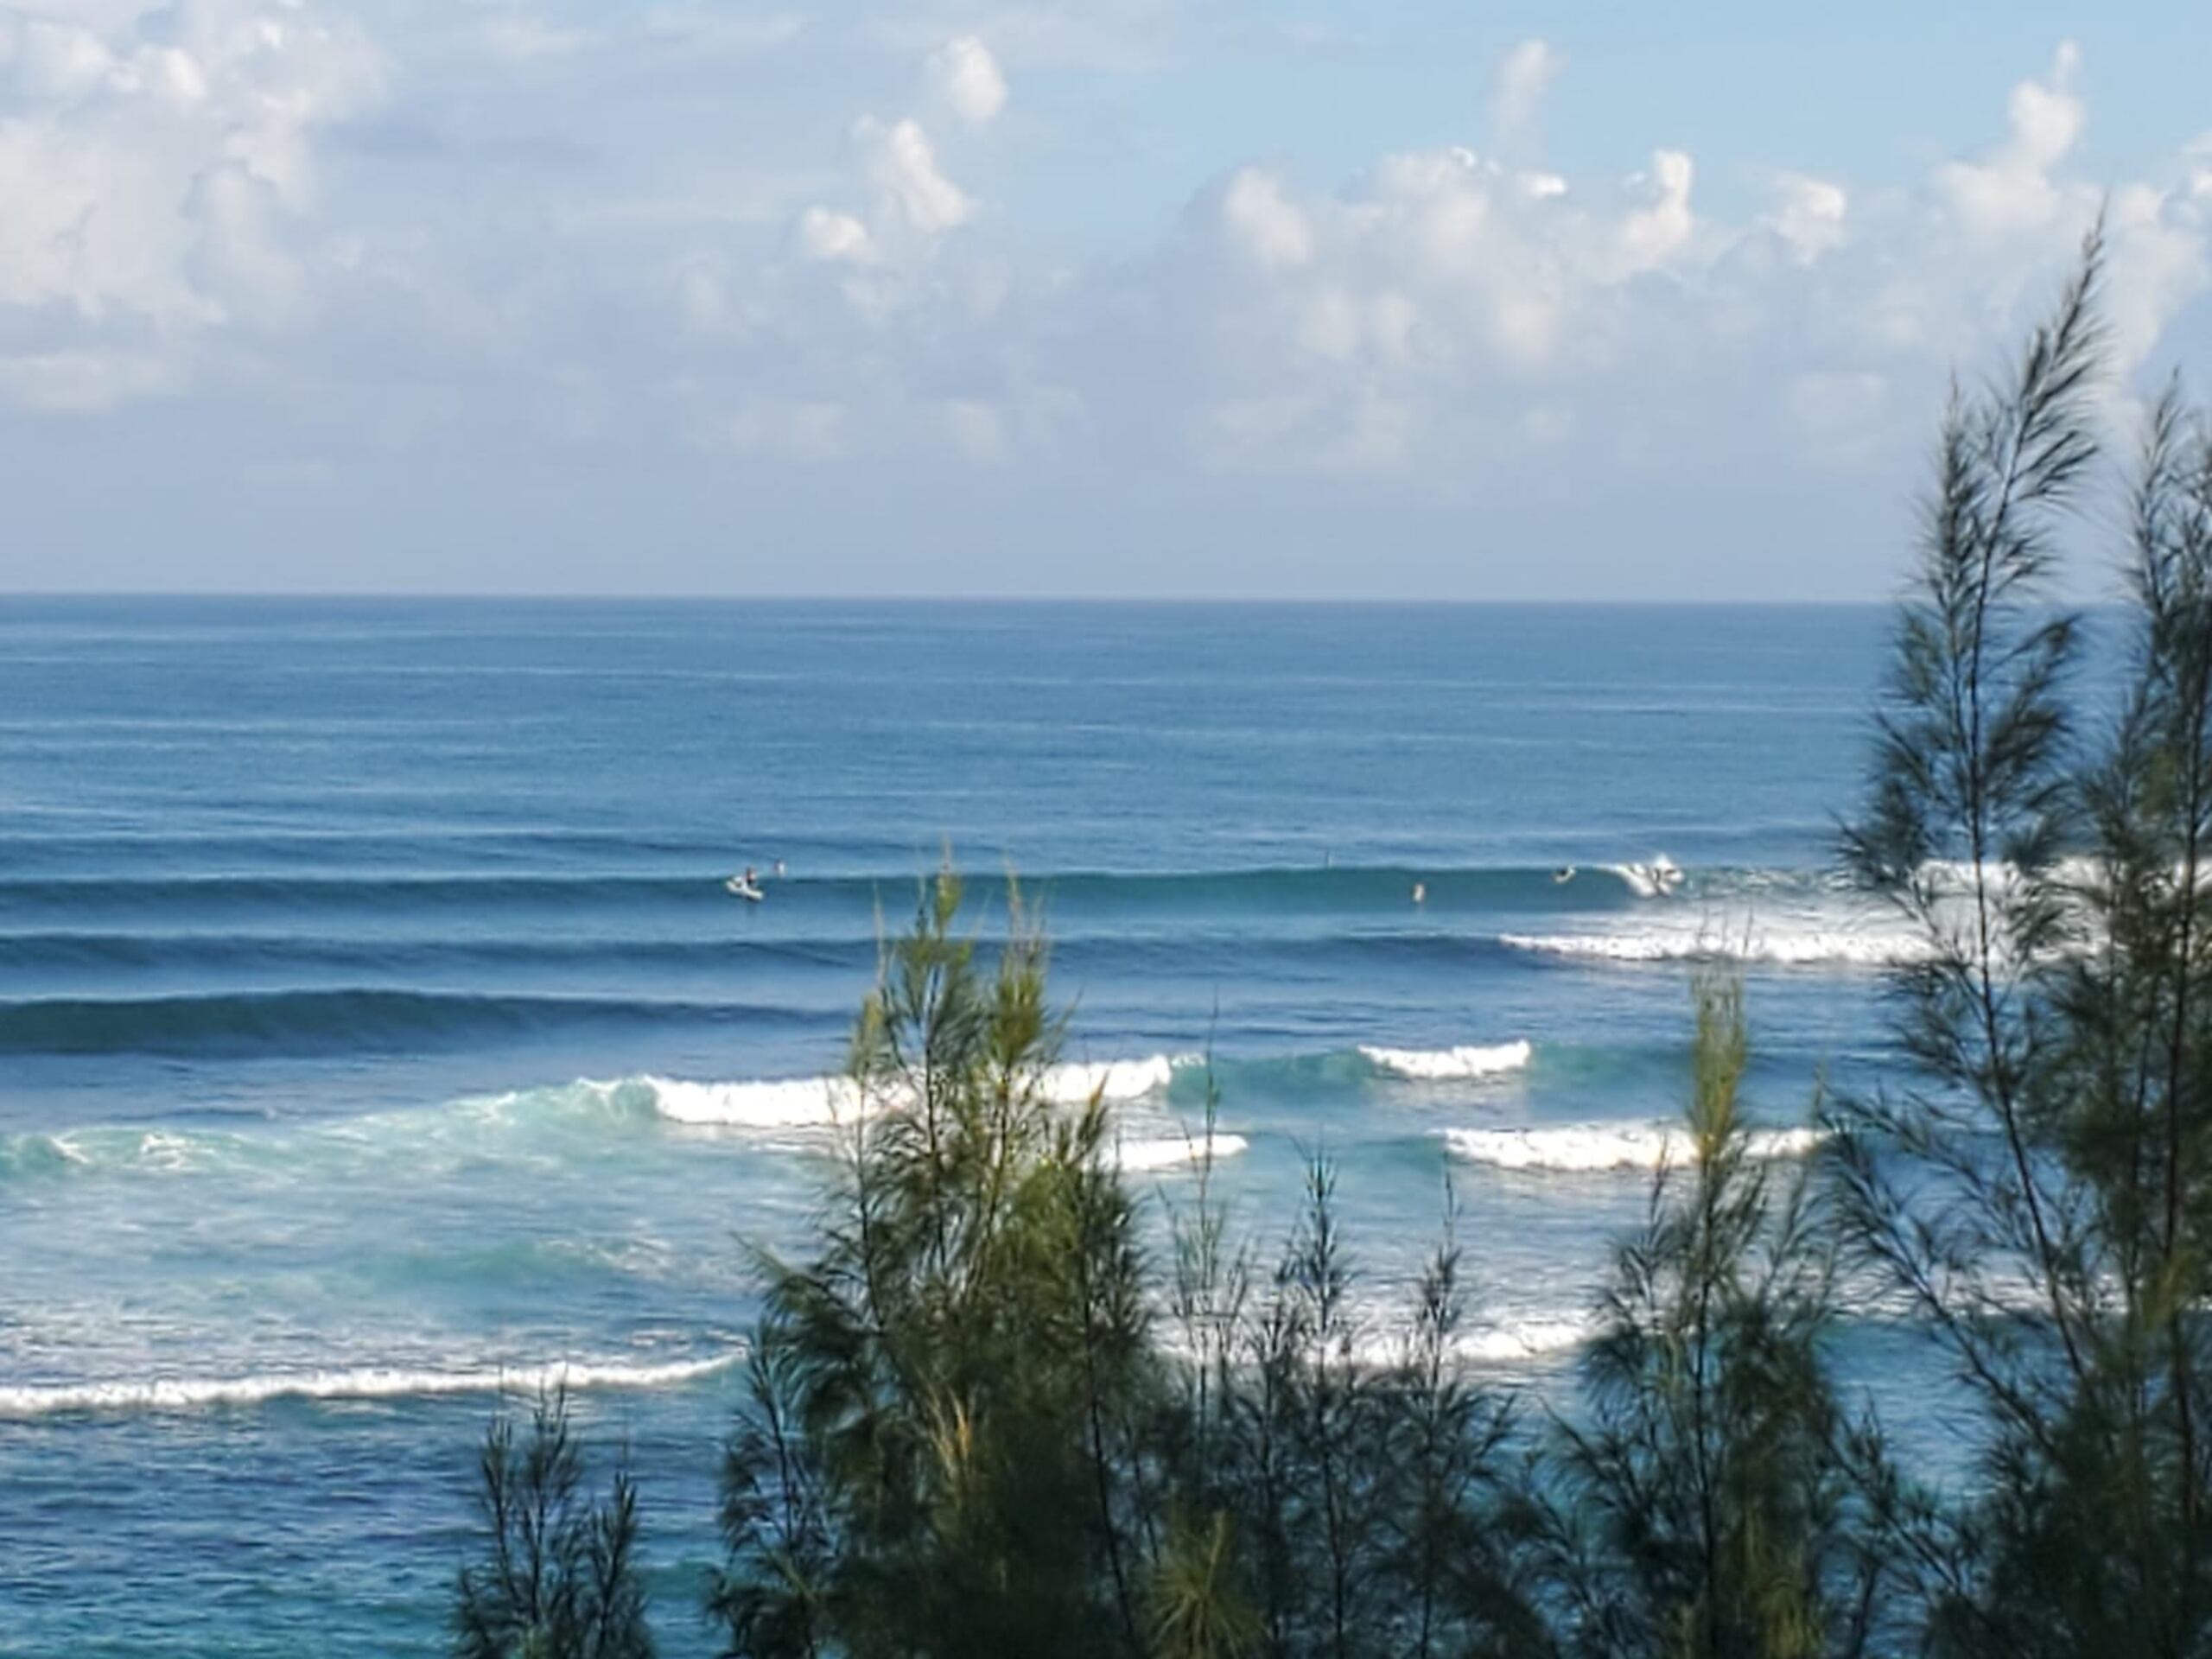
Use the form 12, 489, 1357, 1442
1457, 1318, 1592, 1363
0, 1351, 745, 1419
1594, 856, 1685, 899
1116, 1132, 1249, 1173
627, 1053, 1196, 1131
1359, 1040, 1531, 1081
1440, 1121, 1823, 1173
0, 988, 828, 1058
0, 860, 1812, 928
1500, 925, 1923, 968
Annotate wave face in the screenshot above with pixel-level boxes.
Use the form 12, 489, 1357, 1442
1441, 1122, 1825, 1173
0, 988, 831, 1058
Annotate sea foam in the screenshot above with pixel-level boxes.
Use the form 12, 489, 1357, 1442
1360, 1040, 1531, 1080
628, 1053, 1191, 1130
1441, 1121, 1823, 1172
0, 1351, 744, 1419
1500, 925, 1923, 967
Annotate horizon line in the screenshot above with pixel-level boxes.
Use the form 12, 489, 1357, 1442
0, 590, 1898, 607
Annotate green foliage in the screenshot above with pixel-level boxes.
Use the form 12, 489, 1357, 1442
715, 868, 1160, 1658
713, 869, 1546, 1658
1544, 979, 1897, 1659
1836, 226, 2212, 1656
453, 1384, 654, 1659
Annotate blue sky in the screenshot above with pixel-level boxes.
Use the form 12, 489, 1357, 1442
3, 1, 2210, 597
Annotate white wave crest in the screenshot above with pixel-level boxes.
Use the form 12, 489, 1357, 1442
1500, 926, 1923, 967
1601, 855, 1686, 899
1044, 1054, 1190, 1103
0, 1351, 744, 1420
1335, 1316, 1592, 1371
1360, 1040, 1531, 1081
1441, 1121, 1823, 1173
1457, 1318, 1592, 1363
1116, 1132, 1249, 1173
632, 1053, 1188, 1131
631, 1074, 858, 1128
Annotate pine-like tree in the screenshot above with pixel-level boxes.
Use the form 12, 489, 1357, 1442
1836, 226, 2212, 1655
1543, 978, 1897, 1659
452, 1383, 654, 1659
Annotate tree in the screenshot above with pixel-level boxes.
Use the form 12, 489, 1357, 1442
453, 1383, 654, 1659
714, 868, 1160, 1658
1835, 224, 2212, 1655
1543, 978, 1897, 1659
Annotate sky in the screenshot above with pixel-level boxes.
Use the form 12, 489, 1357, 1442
3, 1, 2211, 599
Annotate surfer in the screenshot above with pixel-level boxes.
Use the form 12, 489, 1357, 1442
727, 867, 765, 902
1412, 881, 1427, 906
1553, 866, 1577, 884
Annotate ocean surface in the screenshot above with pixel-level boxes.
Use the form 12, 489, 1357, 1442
1, 598, 1917, 1655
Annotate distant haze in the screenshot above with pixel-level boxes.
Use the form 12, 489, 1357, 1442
3, 2, 2209, 599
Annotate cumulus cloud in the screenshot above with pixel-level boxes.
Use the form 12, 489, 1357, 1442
6, 15, 2212, 599
1934, 41, 2083, 238
796, 206, 877, 264
0, 0, 385, 407
927, 35, 1007, 127
1221, 168, 1313, 269
1107, 39, 2210, 487
1490, 38, 1562, 153
1764, 174, 1849, 263
856, 115, 973, 235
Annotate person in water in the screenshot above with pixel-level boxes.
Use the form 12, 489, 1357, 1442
741, 867, 758, 889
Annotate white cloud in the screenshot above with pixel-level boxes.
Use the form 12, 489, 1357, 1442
1221, 168, 1313, 269
1616, 149, 1696, 273
856, 116, 973, 235
0, 0, 386, 406
927, 35, 1007, 127
796, 206, 878, 264
5, 16, 2210, 598
1934, 41, 2083, 238
1490, 39, 1561, 153
1764, 174, 1848, 263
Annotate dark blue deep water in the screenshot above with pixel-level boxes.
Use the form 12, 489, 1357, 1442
0, 599, 1904, 1655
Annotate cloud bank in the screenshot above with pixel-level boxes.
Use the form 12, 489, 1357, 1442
2, 10, 2208, 596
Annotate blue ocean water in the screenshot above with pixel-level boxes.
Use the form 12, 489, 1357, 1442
0, 598, 1904, 1655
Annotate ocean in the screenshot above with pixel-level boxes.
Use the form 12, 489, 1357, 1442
1, 598, 1908, 1655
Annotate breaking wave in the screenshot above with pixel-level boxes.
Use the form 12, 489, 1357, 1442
1359, 1040, 1531, 1081
1441, 1121, 1824, 1173
0, 1351, 744, 1420
1500, 924, 1923, 968
625, 1053, 1197, 1130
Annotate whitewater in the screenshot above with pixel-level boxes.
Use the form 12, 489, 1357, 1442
0, 598, 1910, 1656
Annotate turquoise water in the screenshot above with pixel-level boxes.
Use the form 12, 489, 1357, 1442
0, 599, 1902, 1654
